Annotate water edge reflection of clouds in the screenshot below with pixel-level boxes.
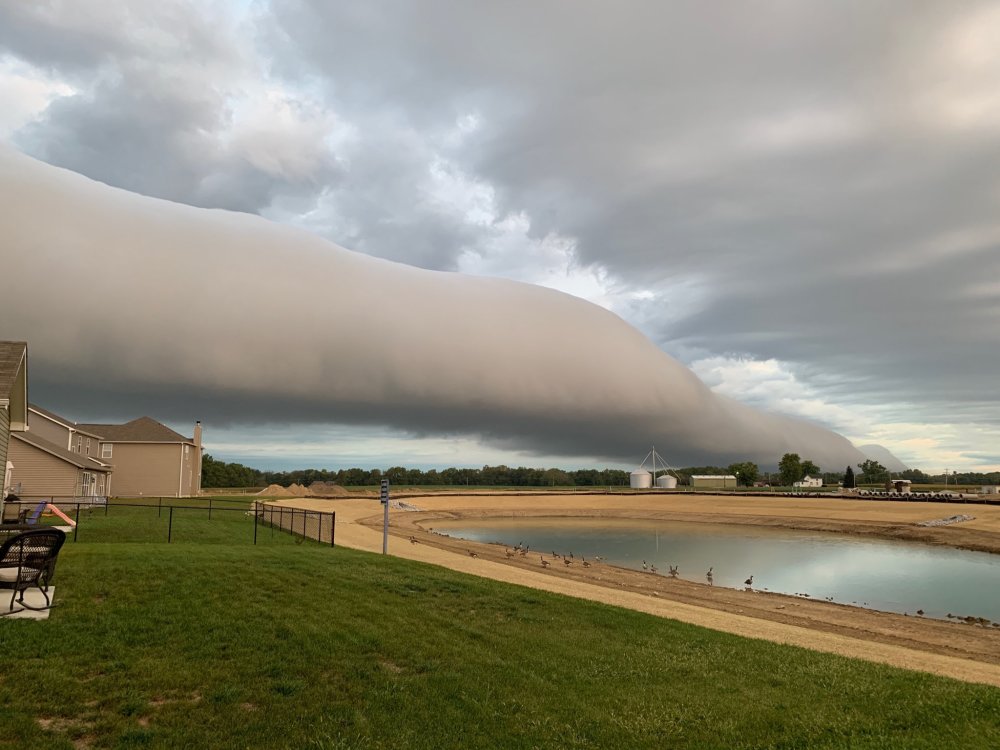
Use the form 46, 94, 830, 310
435, 519, 1000, 622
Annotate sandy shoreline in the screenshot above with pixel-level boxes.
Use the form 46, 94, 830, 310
272, 493, 1000, 688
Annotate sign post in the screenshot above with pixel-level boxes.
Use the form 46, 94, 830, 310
380, 478, 390, 554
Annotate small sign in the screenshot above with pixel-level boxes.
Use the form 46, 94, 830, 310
380, 479, 389, 505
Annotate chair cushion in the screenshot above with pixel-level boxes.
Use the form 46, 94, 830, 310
0, 566, 41, 583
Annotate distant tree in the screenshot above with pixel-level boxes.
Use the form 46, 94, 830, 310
800, 459, 820, 478
778, 453, 803, 486
857, 460, 887, 484
899, 468, 930, 484
727, 461, 759, 487
200, 454, 265, 488
843, 466, 856, 488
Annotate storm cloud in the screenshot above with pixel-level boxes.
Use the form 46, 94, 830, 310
1, 1, 998, 469
1, 146, 865, 468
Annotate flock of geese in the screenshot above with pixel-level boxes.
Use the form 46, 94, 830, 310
458, 540, 760, 590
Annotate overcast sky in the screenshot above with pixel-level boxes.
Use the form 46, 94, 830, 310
2, 1, 998, 472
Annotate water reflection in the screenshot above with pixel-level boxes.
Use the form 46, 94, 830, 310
433, 518, 1000, 622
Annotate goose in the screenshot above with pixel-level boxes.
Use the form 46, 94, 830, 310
468, 550, 478, 558
541, 557, 550, 568
744, 575, 754, 587
564, 558, 573, 566
668, 565, 678, 578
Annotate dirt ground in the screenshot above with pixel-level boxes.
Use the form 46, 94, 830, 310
272, 493, 1000, 688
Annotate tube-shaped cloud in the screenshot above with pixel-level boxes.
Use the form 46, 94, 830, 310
1, 145, 866, 468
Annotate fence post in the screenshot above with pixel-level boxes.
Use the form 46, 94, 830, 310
253, 502, 258, 545
105, 498, 110, 516
74, 503, 80, 542
331, 512, 335, 548
208, 496, 213, 520
168, 506, 174, 543
158, 496, 162, 518
303, 510, 307, 540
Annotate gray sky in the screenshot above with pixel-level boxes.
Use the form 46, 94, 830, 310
2, 1, 998, 472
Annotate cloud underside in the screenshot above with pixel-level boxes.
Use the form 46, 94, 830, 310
2, 146, 864, 468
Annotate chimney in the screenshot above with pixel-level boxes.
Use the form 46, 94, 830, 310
194, 420, 202, 448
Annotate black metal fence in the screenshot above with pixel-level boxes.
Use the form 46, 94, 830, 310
0, 497, 335, 546
251, 502, 336, 546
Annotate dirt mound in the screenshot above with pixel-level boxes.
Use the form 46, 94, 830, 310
285, 483, 310, 497
257, 484, 294, 497
307, 482, 351, 497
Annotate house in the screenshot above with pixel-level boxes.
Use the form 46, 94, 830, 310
691, 475, 738, 489
8, 430, 113, 500
793, 475, 823, 488
76, 417, 202, 498
1, 341, 29, 500
5, 404, 114, 500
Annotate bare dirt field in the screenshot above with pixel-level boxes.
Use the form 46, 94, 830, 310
272, 493, 1000, 687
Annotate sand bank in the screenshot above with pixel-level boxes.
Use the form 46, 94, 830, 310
272, 493, 1000, 687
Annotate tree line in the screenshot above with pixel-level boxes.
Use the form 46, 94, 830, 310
201, 453, 1000, 489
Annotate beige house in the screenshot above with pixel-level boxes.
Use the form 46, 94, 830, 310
76, 417, 203, 498
1, 342, 29, 500
8, 430, 113, 500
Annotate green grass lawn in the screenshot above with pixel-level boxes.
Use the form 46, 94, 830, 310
1, 507, 998, 749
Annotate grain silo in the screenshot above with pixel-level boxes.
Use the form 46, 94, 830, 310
630, 470, 652, 489
632, 446, 678, 490
655, 474, 678, 489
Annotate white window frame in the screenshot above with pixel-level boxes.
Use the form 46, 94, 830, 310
101, 443, 113, 459
76, 435, 82, 453
86, 437, 91, 454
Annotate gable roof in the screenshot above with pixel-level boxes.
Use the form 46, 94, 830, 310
0, 341, 27, 400
76, 416, 192, 444
12, 431, 112, 472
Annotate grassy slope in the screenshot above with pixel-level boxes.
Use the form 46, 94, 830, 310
0, 507, 998, 749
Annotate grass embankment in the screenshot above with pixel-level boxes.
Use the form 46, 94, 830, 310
1, 505, 998, 748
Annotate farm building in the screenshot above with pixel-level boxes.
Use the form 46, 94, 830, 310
793, 475, 823, 488
887, 479, 912, 494
691, 475, 737, 489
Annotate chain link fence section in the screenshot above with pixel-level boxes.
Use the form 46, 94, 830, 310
253, 502, 336, 547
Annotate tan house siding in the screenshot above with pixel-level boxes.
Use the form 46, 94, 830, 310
28, 413, 72, 448
103, 443, 189, 497
8, 439, 82, 498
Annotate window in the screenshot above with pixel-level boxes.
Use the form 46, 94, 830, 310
86, 437, 91, 453
76, 435, 82, 453
101, 443, 113, 459
184, 445, 190, 456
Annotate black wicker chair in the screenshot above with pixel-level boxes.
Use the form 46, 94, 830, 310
0, 528, 66, 615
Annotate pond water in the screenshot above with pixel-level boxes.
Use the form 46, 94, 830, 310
432, 518, 1000, 622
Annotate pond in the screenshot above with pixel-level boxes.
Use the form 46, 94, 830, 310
431, 517, 1000, 622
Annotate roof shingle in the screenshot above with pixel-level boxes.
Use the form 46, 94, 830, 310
76, 416, 192, 443
0, 341, 27, 397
